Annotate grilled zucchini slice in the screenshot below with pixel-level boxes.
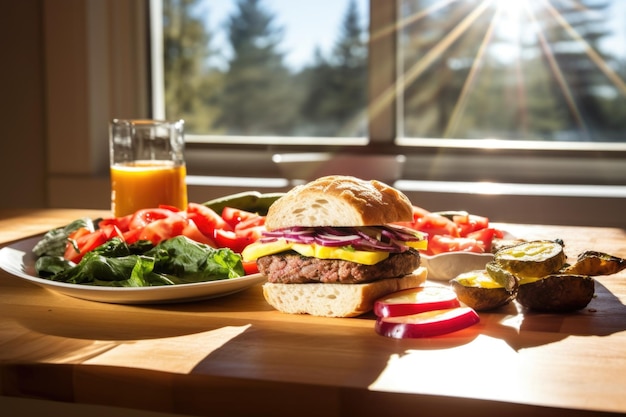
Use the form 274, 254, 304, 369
494, 240, 566, 279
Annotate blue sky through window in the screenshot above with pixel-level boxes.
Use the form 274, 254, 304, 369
194, 0, 369, 71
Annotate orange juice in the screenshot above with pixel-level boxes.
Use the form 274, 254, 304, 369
111, 160, 188, 217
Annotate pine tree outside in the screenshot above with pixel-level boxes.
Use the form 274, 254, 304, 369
162, 0, 368, 138
398, 0, 626, 143
161, 0, 626, 145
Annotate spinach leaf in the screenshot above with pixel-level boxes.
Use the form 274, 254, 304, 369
52, 253, 145, 285
32, 217, 97, 257
36, 235, 245, 287
145, 236, 245, 283
35, 255, 75, 277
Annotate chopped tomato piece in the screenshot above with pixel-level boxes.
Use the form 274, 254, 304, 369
128, 208, 179, 230
235, 224, 265, 240
242, 261, 259, 275
100, 224, 123, 240
61, 202, 269, 262
158, 204, 184, 213
414, 213, 460, 238
453, 213, 490, 237
64, 225, 124, 263
122, 228, 143, 244
221, 207, 261, 229
182, 218, 217, 246
393, 205, 507, 255
67, 227, 92, 241
214, 229, 253, 253
234, 214, 265, 232
465, 227, 504, 252
427, 235, 485, 255
99, 214, 132, 232
64, 229, 109, 263
137, 214, 187, 245
187, 202, 231, 232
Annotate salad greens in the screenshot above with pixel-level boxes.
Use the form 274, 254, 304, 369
32, 217, 98, 257
35, 235, 245, 287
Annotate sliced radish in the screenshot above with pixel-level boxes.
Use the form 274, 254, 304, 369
375, 307, 480, 339
374, 286, 460, 318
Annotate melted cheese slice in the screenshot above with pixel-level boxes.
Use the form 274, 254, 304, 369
242, 239, 389, 265
242, 238, 427, 265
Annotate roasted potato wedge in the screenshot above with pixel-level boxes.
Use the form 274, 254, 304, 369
561, 251, 626, 276
516, 274, 594, 312
450, 270, 516, 311
494, 240, 566, 279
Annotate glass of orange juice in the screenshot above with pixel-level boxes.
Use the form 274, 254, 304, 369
109, 119, 188, 217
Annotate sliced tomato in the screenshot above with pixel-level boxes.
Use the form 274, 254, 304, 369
414, 213, 460, 237
63, 203, 269, 262
214, 229, 252, 253
242, 260, 259, 275
465, 227, 504, 252
182, 218, 217, 246
158, 204, 183, 212
453, 213, 490, 237
64, 229, 110, 263
128, 208, 179, 230
427, 235, 485, 255
122, 228, 143, 244
374, 287, 461, 318
234, 214, 265, 232
221, 207, 261, 229
186, 203, 231, 236
237, 225, 266, 252
99, 214, 132, 232
394, 205, 508, 256
100, 224, 124, 240
236, 224, 265, 240
137, 214, 187, 245
67, 227, 92, 241
375, 307, 480, 339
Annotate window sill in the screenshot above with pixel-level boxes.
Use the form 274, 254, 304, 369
395, 180, 626, 199
47, 174, 625, 228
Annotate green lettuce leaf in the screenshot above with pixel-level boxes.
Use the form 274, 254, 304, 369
37, 235, 245, 287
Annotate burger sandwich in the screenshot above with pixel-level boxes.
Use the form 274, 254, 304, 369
242, 175, 428, 317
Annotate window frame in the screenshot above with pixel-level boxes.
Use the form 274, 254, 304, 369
41, 0, 625, 226
150, 0, 626, 188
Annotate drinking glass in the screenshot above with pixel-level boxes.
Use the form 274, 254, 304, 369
109, 119, 187, 217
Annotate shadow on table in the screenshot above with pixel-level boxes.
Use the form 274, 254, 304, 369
8, 283, 273, 341
481, 280, 626, 351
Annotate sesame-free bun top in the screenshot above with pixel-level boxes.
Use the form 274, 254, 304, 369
265, 175, 414, 230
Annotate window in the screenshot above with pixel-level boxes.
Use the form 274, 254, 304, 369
153, 0, 626, 189
159, 0, 369, 138
398, 0, 626, 144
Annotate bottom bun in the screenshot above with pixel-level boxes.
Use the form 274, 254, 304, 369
262, 266, 428, 317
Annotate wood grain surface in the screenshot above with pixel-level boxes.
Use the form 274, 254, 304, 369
1, 209, 625, 417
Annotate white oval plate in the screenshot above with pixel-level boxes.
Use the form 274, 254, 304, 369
421, 252, 495, 281
0, 236, 266, 304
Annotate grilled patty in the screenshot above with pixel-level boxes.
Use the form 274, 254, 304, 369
257, 249, 421, 284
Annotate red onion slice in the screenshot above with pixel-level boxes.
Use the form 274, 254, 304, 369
260, 225, 426, 253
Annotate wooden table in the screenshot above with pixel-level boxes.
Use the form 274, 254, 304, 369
1, 209, 625, 417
